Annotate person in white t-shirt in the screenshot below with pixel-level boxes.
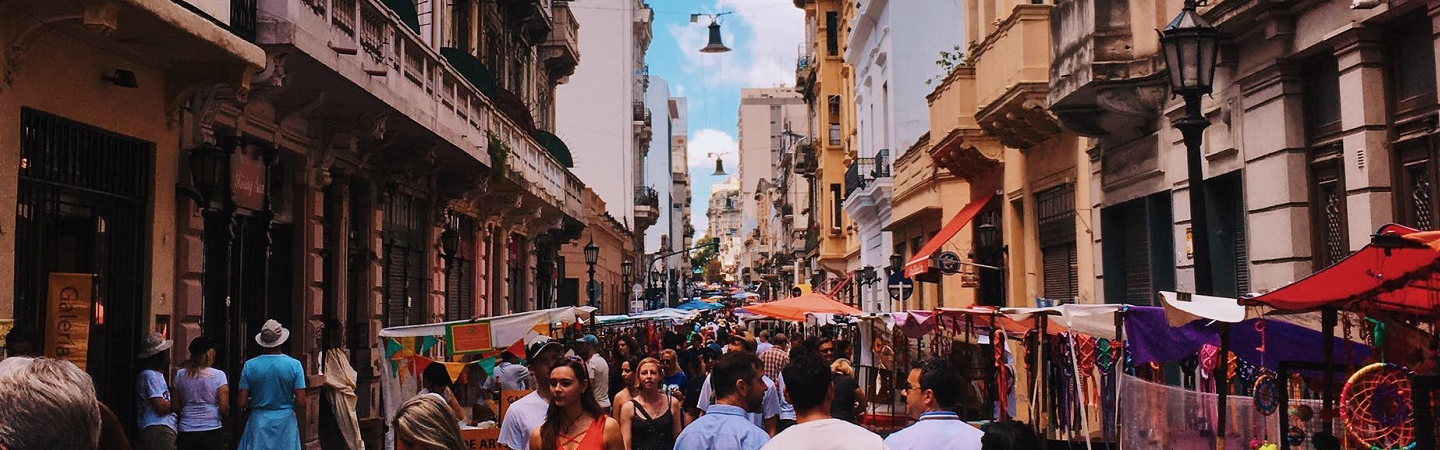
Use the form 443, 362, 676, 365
498, 335, 565, 450
572, 334, 611, 410
759, 352, 888, 450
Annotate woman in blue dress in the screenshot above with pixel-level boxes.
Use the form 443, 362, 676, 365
238, 319, 307, 450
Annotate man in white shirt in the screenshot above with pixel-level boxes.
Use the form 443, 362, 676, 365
572, 334, 611, 409
882, 358, 983, 450
497, 335, 563, 450
697, 336, 781, 435
755, 330, 773, 356
760, 352, 888, 450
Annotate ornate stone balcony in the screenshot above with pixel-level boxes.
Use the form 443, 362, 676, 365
1046, 0, 1169, 141
261, 0, 583, 221
540, 1, 580, 83
971, 4, 1063, 150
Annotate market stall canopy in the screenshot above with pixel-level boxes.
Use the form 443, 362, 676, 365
675, 299, 725, 311
904, 193, 993, 278
738, 293, 861, 321
1245, 224, 1440, 316
379, 306, 596, 342
630, 308, 699, 324
732, 292, 760, 299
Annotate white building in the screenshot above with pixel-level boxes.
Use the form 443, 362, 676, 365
737, 88, 807, 261
707, 176, 743, 273
842, 0, 963, 312
669, 97, 692, 277
645, 76, 675, 255
557, 0, 654, 233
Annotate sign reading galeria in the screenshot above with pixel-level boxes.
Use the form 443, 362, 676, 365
46, 273, 93, 370
499, 389, 533, 420
460, 428, 503, 450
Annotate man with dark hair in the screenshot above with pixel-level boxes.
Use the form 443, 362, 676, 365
697, 336, 781, 434
3, 323, 40, 358
759, 354, 886, 450
674, 353, 771, 450
883, 358, 983, 450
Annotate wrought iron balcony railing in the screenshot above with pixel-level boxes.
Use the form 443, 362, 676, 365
843, 149, 891, 198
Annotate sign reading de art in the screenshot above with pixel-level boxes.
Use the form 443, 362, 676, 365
447, 322, 494, 355
46, 273, 93, 370
460, 428, 503, 450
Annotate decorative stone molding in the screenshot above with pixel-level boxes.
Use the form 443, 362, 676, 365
929, 127, 1002, 180
978, 87, 1063, 150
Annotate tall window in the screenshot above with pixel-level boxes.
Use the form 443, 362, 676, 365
383, 191, 428, 326
825, 12, 839, 56
827, 96, 842, 145
346, 182, 372, 389
1304, 55, 1348, 266
444, 214, 477, 321
447, 0, 473, 52
1036, 184, 1078, 303
973, 208, 1004, 306
830, 183, 842, 229
1102, 194, 1175, 305
1388, 14, 1438, 231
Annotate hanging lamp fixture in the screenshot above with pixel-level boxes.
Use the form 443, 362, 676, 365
691, 13, 734, 54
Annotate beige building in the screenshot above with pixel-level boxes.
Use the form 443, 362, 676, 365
795, 0, 859, 298
1049, 0, 1440, 303
922, 0, 1095, 309
3, 0, 590, 445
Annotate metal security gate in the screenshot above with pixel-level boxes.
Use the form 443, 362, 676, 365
15, 108, 152, 430
383, 191, 428, 326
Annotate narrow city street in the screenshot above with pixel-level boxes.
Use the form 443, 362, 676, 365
2, 0, 1440, 449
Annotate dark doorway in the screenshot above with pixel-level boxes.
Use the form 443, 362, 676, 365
15, 108, 153, 431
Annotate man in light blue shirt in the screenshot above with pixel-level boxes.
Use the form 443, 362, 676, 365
484, 352, 531, 391
675, 352, 771, 450
883, 358, 983, 450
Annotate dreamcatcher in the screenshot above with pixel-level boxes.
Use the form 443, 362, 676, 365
1254, 321, 1279, 416
1339, 362, 1415, 450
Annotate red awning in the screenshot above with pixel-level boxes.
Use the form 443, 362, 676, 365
904, 193, 993, 278
1246, 224, 1440, 316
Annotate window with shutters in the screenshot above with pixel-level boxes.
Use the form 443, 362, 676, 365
1206, 172, 1250, 297
825, 12, 839, 56
1387, 15, 1438, 232
1304, 53, 1348, 267
1310, 147, 1348, 267
1102, 193, 1176, 305
346, 182, 373, 388
382, 191, 428, 327
444, 214, 476, 321
1036, 184, 1077, 303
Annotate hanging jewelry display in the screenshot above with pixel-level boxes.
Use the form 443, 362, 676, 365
1097, 338, 1117, 439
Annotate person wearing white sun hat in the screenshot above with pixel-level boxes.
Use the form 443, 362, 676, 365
237, 319, 306, 450
136, 332, 177, 450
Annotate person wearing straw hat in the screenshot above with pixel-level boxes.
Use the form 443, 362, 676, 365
237, 319, 306, 450
136, 332, 177, 450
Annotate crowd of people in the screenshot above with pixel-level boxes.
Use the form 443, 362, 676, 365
0, 311, 1043, 450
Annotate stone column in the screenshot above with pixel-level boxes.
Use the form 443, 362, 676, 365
1334, 29, 1393, 248
1239, 57, 1314, 290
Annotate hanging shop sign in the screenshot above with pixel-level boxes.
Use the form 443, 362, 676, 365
447, 322, 494, 355
231, 152, 266, 211
935, 251, 962, 274
45, 273, 93, 370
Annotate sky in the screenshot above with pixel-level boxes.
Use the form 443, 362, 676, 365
641, 0, 804, 237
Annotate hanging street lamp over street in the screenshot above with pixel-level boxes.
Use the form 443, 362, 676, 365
712, 156, 727, 176
700, 19, 731, 53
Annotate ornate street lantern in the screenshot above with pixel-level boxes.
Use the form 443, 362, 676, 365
1160, 0, 1219, 97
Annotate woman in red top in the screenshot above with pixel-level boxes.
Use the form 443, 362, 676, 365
530, 359, 623, 450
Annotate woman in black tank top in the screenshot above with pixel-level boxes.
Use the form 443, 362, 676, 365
619, 358, 682, 450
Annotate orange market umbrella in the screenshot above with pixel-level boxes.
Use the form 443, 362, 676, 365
739, 293, 862, 321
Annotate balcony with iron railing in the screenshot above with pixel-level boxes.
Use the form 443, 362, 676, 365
263, 0, 583, 220
843, 149, 891, 199
635, 186, 660, 228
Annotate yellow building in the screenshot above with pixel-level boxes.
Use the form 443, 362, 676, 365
921, 1, 1095, 309
795, 0, 856, 292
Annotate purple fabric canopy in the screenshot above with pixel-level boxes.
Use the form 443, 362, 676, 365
1122, 306, 1371, 369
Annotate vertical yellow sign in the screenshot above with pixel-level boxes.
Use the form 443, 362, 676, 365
46, 273, 92, 370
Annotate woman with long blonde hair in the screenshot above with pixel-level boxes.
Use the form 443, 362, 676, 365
173, 336, 230, 450
393, 395, 467, 450
618, 358, 681, 450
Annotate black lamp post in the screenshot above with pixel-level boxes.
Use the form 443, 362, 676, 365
583, 239, 599, 306
1161, 0, 1223, 445
188, 143, 232, 211
440, 216, 460, 313
1160, 0, 1219, 296
887, 254, 904, 276
976, 223, 1007, 307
